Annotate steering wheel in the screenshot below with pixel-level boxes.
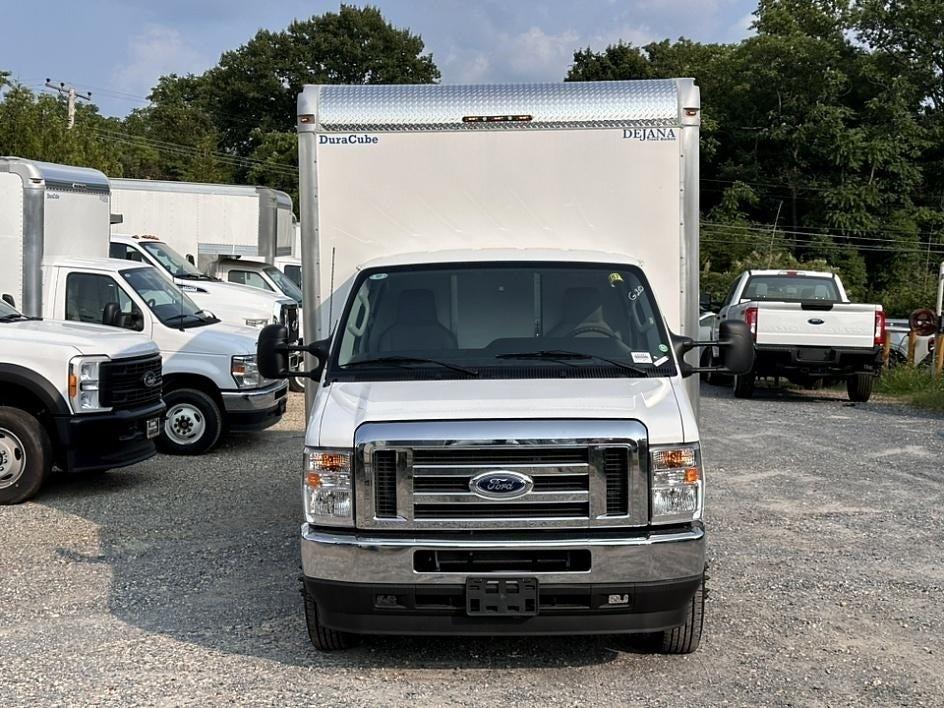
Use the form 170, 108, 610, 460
570, 323, 618, 338
147, 298, 157, 308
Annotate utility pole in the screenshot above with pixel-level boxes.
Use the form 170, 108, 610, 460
44, 78, 92, 129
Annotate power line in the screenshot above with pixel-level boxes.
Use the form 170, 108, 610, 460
701, 221, 943, 246
44, 78, 92, 130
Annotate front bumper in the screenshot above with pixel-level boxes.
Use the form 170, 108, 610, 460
301, 524, 704, 636
220, 381, 288, 432
754, 344, 882, 376
54, 400, 165, 474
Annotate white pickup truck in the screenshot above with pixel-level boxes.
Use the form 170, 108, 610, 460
713, 270, 885, 401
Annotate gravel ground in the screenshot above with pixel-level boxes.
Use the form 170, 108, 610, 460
1, 387, 942, 707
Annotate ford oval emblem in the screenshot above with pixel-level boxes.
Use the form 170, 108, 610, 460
807, 318, 825, 325
469, 470, 534, 500
142, 371, 161, 388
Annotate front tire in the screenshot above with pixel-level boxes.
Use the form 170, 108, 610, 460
159, 388, 222, 455
847, 373, 874, 403
733, 369, 755, 399
657, 573, 705, 654
289, 377, 306, 394
0, 407, 52, 505
304, 591, 355, 651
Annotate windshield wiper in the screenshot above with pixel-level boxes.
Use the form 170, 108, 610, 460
342, 356, 479, 376
0, 313, 32, 322
177, 273, 217, 281
495, 349, 651, 376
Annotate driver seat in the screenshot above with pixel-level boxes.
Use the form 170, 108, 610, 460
547, 287, 616, 338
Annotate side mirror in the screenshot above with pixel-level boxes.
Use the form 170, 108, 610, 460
186, 254, 195, 265
671, 319, 755, 378
102, 302, 122, 327
1, 293, 15, 308
257, 324, 329, 381
718, 320, 754, 374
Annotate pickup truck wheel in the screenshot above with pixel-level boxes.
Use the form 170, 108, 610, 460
289, 377, 306, 394
733, 370, 755, 399
847, 373, 874, 403
304, 591, 355, 651
159, 388, 222, 455
657, 573, 705, 654
0, 407, 51, 505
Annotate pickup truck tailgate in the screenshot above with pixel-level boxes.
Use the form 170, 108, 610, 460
753, 302, 877, 348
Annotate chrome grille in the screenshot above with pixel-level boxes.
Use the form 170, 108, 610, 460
355, 420, 648, 531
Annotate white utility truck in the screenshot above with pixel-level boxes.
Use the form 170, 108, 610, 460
1, 160, 165, 504
257, 80, 752, 652
109, 178, 303, 303
713, 269, 885, 401
1, 157, 287, 456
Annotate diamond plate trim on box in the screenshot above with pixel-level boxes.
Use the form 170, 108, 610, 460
314, 80, 683, 132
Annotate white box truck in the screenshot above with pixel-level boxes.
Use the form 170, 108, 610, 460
1, 157, 288, 456
1, 159, 165, 503
257, 80, 753, 652
110, 179, 303, 304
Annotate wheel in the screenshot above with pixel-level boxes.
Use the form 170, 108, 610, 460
847, 373, 874, 403
657, 572, 705, 654
304, 590, 355, 651
0, 407, 52, 505
733, 369, 755, 399
699, 349, 715, 384
289, 377, 306, 394
159, 388, 222, 455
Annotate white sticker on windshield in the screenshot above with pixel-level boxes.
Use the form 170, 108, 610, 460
631, 352, 653, 364
653, 355, 669, 367
369, 273, 388, 280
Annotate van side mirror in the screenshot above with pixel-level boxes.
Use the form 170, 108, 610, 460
257, 324, 329, 381
717, 320, 754, 374
102, 302, 122, 327
671, 319, 754, 378
186, 254, 195, 265
1, 293, 15, 308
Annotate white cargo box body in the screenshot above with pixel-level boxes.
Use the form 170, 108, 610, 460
0, 157, 111, 316
109, 179, 295, 269
297, 80, 700, 354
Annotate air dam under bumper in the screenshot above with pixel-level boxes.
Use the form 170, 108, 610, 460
55, 400, 165, 474
220, 381, 288, 432
302, 524, 704, 636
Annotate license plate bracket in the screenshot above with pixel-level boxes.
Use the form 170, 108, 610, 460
466, 577, 538, 616
146, 418, 160, 439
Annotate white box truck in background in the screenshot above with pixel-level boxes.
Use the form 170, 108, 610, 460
1, 157, 288, 456
0, 159, 165, 502
110, 179, 303, 304
257, 80, 752, 651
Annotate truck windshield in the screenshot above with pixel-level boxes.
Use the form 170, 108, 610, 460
139, 241, 213, 280
121, 267, 218, 329
333, 262, 675, 379
264, 266, 303, 304
743, 275, 841, 302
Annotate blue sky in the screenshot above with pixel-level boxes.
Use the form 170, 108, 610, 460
3, 0, 757, 117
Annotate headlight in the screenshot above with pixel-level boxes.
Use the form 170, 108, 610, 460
244, 318, 270, 328
68, 356, 111, 413
231, 355, 262, 388
650, 444, 703, 524
304, 448, 353, 526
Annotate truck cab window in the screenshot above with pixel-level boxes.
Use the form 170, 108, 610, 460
228, 270, 274, 292
65, 273, 143, 331
109, 243, 144, 262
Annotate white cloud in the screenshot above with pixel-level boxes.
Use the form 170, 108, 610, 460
111, 24, 210, 99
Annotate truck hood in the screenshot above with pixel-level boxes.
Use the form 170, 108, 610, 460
156, 321, 259, 356
312, 377, 692, 448
175, 277, 294, 308
2, 319, 157, 358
